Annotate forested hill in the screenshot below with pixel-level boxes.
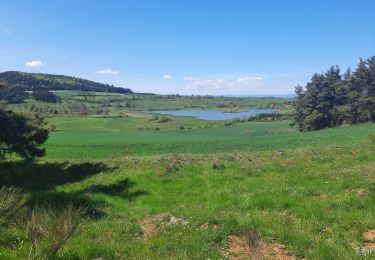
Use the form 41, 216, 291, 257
0, 71, 132, 94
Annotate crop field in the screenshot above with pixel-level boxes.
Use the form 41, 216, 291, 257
44, 116, 375, 159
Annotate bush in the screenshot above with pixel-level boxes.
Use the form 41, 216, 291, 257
158, 116, 172, 123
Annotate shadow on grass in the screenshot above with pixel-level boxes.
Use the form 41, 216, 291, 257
83, 178, 149, 201
0, 161, 148, 219
0, 161, 111, 192
27, 190, 108, 219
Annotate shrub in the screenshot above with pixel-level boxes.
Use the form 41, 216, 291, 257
158, 116, 172, 123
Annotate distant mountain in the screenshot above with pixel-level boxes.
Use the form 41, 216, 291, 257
0, 71, 132, 94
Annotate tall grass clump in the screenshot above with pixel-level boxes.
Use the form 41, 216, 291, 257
19, 203, 85, 260
160, 154, 183, 175
0, 186, 25, 227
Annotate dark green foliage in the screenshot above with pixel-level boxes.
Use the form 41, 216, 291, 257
0, 71, 132, 94
158, 115, 172, 123
0, 109, 49, 160
32, 89, 61, 103
0, 85, 28, 104
294, 56, 375, 131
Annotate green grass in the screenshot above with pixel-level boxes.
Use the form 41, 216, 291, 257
1, 144, 374, 259
44, 119, 375, 159
2, 90, 375, 259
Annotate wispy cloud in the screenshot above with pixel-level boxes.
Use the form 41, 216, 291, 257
96, 68, 118, 75
25, 60, 44, 67
130, 73, 298, 95
163, 74, 172, 79
187, 78, 226, 90
184, 75, 264, 91
236, 76, 263, 83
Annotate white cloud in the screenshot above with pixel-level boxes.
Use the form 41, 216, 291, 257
25, 60, 44, 67
96, 68, 118, 75
163, 74, 172, 79
0, 64, 4, 67
236, 76, 263, 83
184, 75, 265, 92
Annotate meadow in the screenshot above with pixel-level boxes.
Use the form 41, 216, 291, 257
1, 142, 374, 259
1, 91, 375, 259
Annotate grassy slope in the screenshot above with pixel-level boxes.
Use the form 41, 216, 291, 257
1, 90, 374, 258
1, 144, 374, 259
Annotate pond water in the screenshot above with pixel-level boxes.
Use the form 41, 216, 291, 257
152, 109, 274, 120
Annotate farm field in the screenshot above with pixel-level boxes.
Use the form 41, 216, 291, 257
44, 116, 375, 159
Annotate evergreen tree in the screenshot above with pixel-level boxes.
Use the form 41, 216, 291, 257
0, 109, 49, 160
294, 56, 375, 131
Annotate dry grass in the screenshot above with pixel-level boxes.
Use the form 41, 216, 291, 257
18, 203, 85, 260
0, 186, 25, 227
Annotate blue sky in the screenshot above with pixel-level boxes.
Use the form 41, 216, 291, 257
1, 0, 374, 95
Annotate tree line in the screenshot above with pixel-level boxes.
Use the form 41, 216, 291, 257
0, 85, 61, 103
294, 55, 375, 131
0, 71, 133, 94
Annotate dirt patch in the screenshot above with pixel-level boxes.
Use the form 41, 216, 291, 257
363, 230, 375, 253
139, 213, 187, 239
224, 235, 300, 260
346, 189, 369, 196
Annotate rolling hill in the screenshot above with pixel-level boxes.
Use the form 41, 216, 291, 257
0, 71, 132, 94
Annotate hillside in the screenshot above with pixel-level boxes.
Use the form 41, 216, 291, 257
0, 71, 132, 94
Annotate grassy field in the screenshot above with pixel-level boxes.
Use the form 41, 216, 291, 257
1, 91, 375, 259
1, 143, 374, 259
44, 117, 375, 159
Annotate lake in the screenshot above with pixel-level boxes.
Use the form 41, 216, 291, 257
152, 109, 274, 120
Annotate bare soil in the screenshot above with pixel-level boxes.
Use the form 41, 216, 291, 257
224, 235, 300, 260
